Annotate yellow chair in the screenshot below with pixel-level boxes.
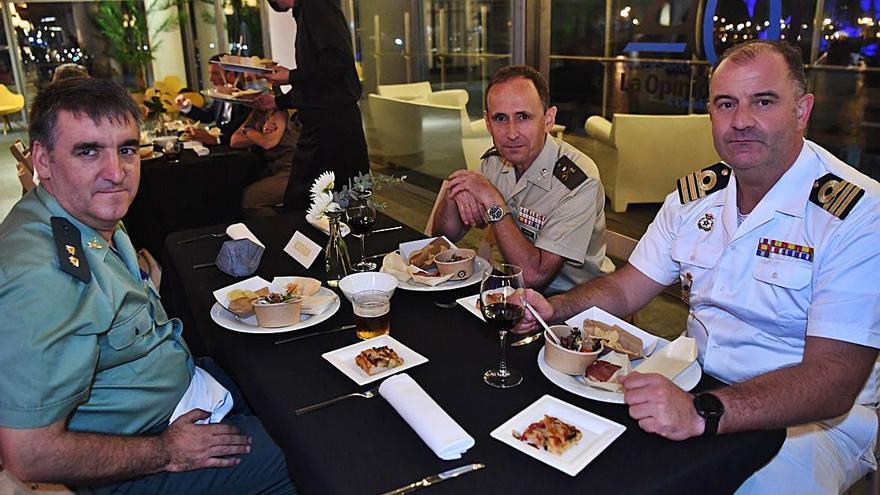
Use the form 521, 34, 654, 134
0, 85, 24, 134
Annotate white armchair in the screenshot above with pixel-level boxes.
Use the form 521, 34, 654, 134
582, 113, 720, 213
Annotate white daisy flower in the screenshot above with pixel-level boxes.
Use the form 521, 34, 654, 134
306, 191, 333, 221
310, 171, 336, 200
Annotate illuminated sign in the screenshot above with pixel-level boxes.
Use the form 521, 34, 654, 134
623, 0, 784, 64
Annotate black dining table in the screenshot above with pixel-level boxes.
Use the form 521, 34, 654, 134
124, 145, 265, 260
160, 212, 785, 495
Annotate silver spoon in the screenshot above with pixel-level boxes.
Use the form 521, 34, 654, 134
524, 300, 559, 345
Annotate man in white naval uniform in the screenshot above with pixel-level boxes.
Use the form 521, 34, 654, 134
513, 40, 880, 494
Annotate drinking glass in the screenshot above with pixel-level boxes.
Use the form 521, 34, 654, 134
345, 190, 377, 272
352, 290, 391, 340
479, 264, 524, 388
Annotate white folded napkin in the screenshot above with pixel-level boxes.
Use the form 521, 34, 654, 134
634, 336, 697, 380
226, 223, 265, 248
306, 215, 350, 237
378, 373, 475, 460
169, 366, 233, 425
301, 294, 336, 315
193, 144, 210, 156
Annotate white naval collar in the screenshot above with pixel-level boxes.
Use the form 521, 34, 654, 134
723, 139, 822, 241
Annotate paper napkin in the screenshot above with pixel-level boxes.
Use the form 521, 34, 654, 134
634, 336, 697, 380
226, 223, 265, 248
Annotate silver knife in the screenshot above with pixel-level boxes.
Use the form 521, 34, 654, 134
511, 332, 543, 347
379, 463, 485, 495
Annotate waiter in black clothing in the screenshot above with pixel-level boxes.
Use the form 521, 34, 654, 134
255, 0, 370, 212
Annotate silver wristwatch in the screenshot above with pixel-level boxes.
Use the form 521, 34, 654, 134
486, 204, 509, 223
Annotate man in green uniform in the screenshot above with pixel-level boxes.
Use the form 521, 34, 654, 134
431, 65, 613, 294
0, 78, 293, 494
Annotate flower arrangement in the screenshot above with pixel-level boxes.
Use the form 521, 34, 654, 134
306, 171, 406, 222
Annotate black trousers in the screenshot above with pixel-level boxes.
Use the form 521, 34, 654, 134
283, 104, 371, 212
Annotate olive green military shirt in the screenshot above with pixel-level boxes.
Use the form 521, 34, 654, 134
0, 187, 193, 435
481, 136, 614, 295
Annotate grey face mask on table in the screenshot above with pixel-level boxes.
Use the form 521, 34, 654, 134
216, 238, 265, 277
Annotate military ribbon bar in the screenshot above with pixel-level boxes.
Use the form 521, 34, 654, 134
756, 238, 814, 262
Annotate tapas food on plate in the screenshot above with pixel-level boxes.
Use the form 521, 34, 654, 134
513, 415, 583, 456
355, 346, 404, 376
408, 237, 450, 270
582, 319, 644, 358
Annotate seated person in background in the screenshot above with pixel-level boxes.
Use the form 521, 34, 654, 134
0, 77, 295, 494
431, 65, 613, 294
514, 40, 880, 495
231, 108, 300, 218
51, 63, 89, 83
175, 53, 249, 145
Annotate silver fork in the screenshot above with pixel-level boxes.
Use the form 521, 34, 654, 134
176, 232, 227, 245
295, 386, 380, 415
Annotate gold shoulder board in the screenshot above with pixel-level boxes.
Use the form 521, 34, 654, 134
809, 173, 864, 220
677, 162, 731, 205
481, 147, 501, 160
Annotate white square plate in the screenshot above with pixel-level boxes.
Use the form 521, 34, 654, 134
212, 275, 271, 310
490, 395, 626, 476
321, 334, 429, 386
564, 306, 658, 357
455, 294, 484, 322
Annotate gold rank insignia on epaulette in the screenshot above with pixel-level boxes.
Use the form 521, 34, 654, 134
553, 156, 587, 190
51, 217, 91, 284
809, 173, 864, 220
677, 162, 731, 205
481, 147, 501, 160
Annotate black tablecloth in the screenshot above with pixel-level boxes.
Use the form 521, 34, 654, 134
160, 213, 785, 495
124, 146, 264, 259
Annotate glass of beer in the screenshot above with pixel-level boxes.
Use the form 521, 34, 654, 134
352, 290, 391, 340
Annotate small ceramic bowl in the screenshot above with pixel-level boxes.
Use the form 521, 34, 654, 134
434, 248, 476, 280
254, 296, 302, 328
543, 324, 602, 375
339, 272, 398, 303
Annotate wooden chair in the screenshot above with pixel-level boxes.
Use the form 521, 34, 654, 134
10, 139, 36, 195
0, 84, 24, 134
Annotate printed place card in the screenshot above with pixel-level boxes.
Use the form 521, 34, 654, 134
284, 231, 321, 268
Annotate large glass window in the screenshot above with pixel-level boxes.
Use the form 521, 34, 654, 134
356, 0, 513, 183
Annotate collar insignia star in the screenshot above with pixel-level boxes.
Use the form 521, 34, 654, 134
87, 238, 104, 249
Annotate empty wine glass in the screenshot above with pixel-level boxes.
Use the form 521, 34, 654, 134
479, 264, 524, 388
345, 190, 377, 272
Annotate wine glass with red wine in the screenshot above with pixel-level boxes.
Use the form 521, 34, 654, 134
479, 264, 524, 388
345, 190, 377, 272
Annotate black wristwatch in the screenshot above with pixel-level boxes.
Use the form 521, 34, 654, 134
693, 392, 724, 436
486, 204, 509, 223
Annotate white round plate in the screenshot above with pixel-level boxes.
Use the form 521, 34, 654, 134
210, 287, 340, 334
141, 151, 164, 161
396, 256, 491, 292
200, 89, 261, 106
537, 344, 702, 404
213, 60, 274, 74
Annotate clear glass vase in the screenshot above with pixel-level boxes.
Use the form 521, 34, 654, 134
324, 208, 351, 287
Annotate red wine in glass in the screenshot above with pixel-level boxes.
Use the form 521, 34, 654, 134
483, 302, 524, 332
348, 213, 375, 236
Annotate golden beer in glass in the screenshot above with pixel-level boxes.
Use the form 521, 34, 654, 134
352, 290, 391, 340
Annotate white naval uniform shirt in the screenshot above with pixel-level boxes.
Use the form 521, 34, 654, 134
629, 140, 880, 405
